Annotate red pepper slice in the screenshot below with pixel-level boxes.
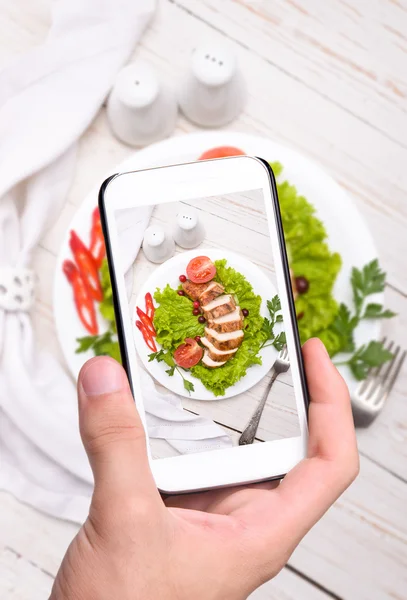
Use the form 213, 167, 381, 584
70, 230, 103, 302
136, 306, 156, 336
145, 292, 155, 320
90, 207, 106, 269
136, 320, 157, 352
63, 260, 98, 335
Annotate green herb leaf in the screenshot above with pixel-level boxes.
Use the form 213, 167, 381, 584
267, 295, 281, 316
261, 318, 273, 339
351, 259, 386, 315
346, 341, 393, 381
148, 349, 164, 362
165, 366, 175, 376
75, 335, 99, 353
273, 332, 286, 351
363, 303, 396, 319
183, 378, 195, 394
330, 303, 358, 353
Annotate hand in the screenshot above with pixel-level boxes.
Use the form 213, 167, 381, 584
50, 338, 359, 600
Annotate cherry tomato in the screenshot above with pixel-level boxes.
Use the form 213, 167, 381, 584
179, 274, 187, 283
198, 316, 206, 324
186, 256, 216, 284
193, 308, 200, 316
173, 338, 203, 368
193, 301, 200, 308
198, 146, 245, 160
177, 290, 185, 296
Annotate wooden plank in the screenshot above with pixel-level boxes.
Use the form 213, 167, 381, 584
171, 0, 407, 147
290, 454, 407, 600
1, 449, 407, 600
0, 547, 53, 600
0, 493, 332, 600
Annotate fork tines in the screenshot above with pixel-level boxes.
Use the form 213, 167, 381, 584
357, 337, 407, 406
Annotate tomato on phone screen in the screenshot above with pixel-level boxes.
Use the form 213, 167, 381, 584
186, 256, 216, 284
174, 338, 203, 368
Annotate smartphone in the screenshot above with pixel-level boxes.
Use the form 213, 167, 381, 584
99, 156, 309, 494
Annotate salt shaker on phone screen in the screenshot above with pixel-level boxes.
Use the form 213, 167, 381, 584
142, 226, 175, 263
178, 42, 247, 127
173, 207, 205, 249
107, 62, 177, 147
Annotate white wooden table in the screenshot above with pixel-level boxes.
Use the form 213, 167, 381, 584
1, 1, 407, 599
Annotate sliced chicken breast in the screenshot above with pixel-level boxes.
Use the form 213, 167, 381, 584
201, 336, 238, 362
204, 327, 244, 351
203, 294, 236, 320
199, 282, 225, 307
182, 280, 209, 301
208, 307, 243, 334
202, 350, 227, 368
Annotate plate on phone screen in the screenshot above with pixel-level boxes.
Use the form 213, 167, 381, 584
132, 249, 279, 401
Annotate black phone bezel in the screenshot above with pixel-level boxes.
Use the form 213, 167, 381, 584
98, 159, 310, 490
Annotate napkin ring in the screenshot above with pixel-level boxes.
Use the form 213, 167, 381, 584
0, 267, 36, 312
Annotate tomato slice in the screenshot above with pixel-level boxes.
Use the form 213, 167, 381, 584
173, 338, 203, 368
186, 256, 216, 284
198, 146, 245, 160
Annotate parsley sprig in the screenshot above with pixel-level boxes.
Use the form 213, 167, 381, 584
260, 295, 286, 351
332, 260, 395, 379
148, 349, 195, 394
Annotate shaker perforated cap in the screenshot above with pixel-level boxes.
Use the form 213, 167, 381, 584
113, 62, 159, 108
143, 226, 165, 247
191, 43, 236, 86
176, 208, 198, 231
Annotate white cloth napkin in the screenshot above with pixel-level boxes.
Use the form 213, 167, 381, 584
0, 0, 229, 524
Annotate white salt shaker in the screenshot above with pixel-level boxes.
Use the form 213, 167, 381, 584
142, 226, 175, 264
178, 42, 247, 127
107, 62, 177, 147
173, 207, 205, 249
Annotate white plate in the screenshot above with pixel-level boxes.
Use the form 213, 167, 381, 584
54, 131, 381, 394
133, 249, 279, 401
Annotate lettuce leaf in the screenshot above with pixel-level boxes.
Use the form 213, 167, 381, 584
153, 284, 205, 349
214, 259, 265, 341
270, 162, 342, 348
191, 336, 263, 397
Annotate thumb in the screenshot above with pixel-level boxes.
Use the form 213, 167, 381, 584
78, 356, 158, 508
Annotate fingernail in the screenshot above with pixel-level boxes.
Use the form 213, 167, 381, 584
81, 359, 125, 396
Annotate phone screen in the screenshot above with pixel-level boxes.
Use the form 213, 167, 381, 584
109, 181, 305, 462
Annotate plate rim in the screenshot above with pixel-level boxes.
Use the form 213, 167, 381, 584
132, 247, 279, 401
53, 130, 382, 393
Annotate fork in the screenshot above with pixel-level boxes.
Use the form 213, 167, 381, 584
239, 346, 290, 445
352, 337, 406, 427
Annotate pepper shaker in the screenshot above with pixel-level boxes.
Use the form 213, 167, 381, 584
173, 207, 205, 249
142, 226, 175, 264
107, 62, 177, 147
178, 42, 247, 127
